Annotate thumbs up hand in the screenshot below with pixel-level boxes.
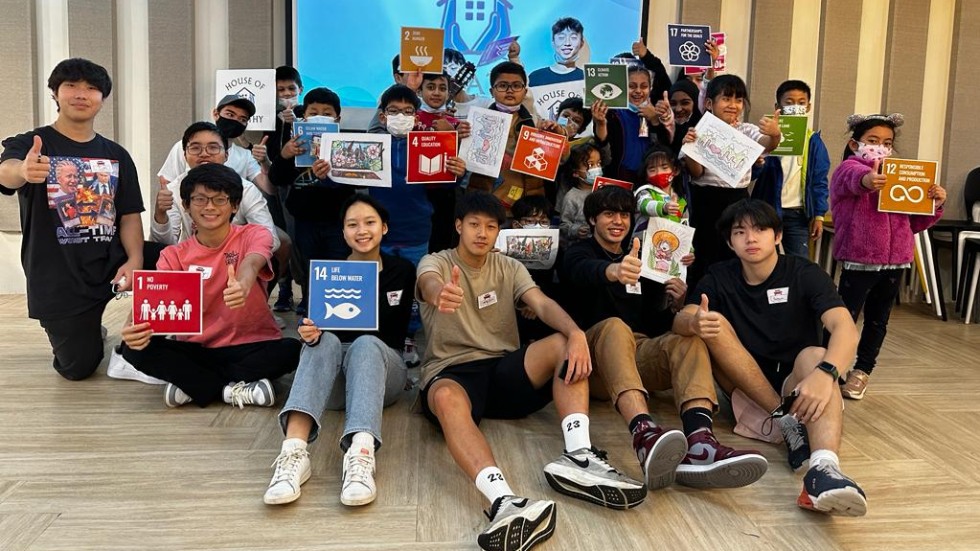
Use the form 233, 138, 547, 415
438, 265, 465, 314
607, 237, 642, 286
654, 91, 672, 123
862, 159, 888, 191
223, 263, 247, 309
631, 37, 648, 58
155, 179, 174, 222
759, 109, 782, 140
251, 135, 269, 164
693, 293, 722, 339
21, 135, 50, 184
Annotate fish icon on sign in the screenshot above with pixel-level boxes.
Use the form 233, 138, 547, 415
325, 302, 361, 320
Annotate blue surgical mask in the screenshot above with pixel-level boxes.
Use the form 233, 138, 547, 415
584, 167, 603, 184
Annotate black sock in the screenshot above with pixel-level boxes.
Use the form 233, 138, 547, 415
628, 413, 655, 434
680, 407, 713, 436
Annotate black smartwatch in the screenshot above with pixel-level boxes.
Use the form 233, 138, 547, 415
815, 361, 839, 381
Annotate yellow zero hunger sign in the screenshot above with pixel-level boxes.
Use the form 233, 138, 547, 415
399, 27, 445, 74
877, 158, 938, 216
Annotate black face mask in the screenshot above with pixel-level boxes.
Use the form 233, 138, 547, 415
215, 116, 247, 139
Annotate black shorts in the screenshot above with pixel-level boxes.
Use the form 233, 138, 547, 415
753, 355, 795, 395
420, 347, 553, 426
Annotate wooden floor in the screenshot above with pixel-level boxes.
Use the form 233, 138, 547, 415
1, 292, 978, 551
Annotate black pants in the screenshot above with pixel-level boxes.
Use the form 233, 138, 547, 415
688, 185, 748, 287
121, 337, 301, 406
837, 269, 902, 375
38, 299, 110, 381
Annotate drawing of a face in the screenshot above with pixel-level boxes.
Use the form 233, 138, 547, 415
55, 161, 80, 194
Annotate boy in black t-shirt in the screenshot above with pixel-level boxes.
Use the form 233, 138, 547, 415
0, 58, 144, 381
673, 199, 867, 517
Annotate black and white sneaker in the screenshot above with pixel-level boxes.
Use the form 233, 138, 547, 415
797, 462, 867, 516
779, 416, 811, 472
543, 447, 647, 509
477, 495, 556, 551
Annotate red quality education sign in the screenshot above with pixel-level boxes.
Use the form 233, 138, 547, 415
132, 270, 203, 335
407, 131, 458, 184
509, 127, 566, 182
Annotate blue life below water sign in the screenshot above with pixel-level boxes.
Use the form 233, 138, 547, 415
308, 260, 379, 331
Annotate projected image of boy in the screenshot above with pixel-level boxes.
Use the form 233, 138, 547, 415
527, 17, 588, 121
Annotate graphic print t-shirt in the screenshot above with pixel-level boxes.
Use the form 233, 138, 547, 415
0, 126, 143, 318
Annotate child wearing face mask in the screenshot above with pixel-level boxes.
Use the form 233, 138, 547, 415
593, 57, 670, 183
830, 113, 945, 400
417, 72, 461, 131
751, 80, 830, 260
633, 146, 685, 236
557, 143, 602, 247
680, 74, 781, 284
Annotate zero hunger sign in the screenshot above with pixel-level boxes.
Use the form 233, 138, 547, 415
877, 158, 938, 216
400, 27, 445, 74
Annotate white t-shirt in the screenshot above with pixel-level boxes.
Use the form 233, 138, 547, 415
779, 154, 803, 209
157, 140, 262, 184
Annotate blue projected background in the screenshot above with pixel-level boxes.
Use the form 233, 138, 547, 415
293, 0, 641, 123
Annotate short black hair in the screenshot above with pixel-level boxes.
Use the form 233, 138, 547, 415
422, 72, 450, 85
275, 65, 302, 88
444, 48, 466, 68
552, 17, 584, 36
583, 186, 633, 229
181, 121, 229, 152
340, 193, 390, 225
180, 163, 244, 207
48, 58, 112, 98
706, 74, 749, 105
556, 97, 592, 130
776, 80, 811, 103
391, 55, 400, 75
717, 199, 782, 244
490, 61, 526, 86
455, 191, 506, 225
379, 84, 421, 111
511, 196, 552, 221
302, 87, 342, 115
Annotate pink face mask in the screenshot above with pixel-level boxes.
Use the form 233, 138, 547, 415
854, 141, 892, 162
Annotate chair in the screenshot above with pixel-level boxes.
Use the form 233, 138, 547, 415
926, 168, 980, 319
955, 168, 980, 311
962, 237, 980, 324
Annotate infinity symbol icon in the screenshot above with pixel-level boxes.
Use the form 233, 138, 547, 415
889, 184, 924, 203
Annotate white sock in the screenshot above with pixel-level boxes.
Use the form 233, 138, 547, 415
282, 438, 307, 453
809, 449, 840, 469
561, 413, 592, 452
475, 466, 514, 504
349, 431, 375, 457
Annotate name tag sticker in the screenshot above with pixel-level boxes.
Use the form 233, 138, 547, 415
767, 287, 789, 304
478, 290, 498, 309
188, 265, 213, 280
387, 290, 403, 306
626, 282, 642, 295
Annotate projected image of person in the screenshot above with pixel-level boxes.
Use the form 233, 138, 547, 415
527, 17, 588, 121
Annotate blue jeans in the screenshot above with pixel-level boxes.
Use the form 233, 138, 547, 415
781, 208, 811, 260
279, 334, 407, 450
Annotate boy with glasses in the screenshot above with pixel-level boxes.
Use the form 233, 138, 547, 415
119, 163, 300, 408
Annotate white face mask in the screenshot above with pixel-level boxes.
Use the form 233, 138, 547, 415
522, 223, 549, 229
781, 104, 807, 116
305, 115, 335, 124
385, 113, 415, 136
495, 102, 521, 113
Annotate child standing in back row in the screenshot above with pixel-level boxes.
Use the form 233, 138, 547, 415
830, 113, 945, 400
680, 75, 781, 284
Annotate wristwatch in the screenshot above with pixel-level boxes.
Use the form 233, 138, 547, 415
815, 361, 839, 381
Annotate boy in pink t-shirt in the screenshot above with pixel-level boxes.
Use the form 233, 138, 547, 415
121, 164, 299, 408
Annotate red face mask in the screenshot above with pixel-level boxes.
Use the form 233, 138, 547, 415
647, 172, 673, 190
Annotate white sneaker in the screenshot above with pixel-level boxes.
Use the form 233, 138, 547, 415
223, 379, 275, 409
478, 495, 556, 551
264, 443, 312, 505
107, 347, 166, 385
164, 383, 192, 407
341, 448, 376, 506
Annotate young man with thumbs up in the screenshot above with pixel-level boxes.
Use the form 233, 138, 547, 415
416, 191, 644, 551
119, 163, 299, 408
563, 186, 767, 493
0, 58, 144, 381
673, 199, 867, 517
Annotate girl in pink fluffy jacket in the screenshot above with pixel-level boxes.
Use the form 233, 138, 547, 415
830, 113, 946, 400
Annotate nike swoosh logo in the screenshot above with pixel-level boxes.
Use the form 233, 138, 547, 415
687, 449, 710, 462
566, 455, 590, 468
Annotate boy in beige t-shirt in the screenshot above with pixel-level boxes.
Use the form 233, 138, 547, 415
415, 192, 644, 551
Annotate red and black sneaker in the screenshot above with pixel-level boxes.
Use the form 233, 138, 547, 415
632, 420, 687, 490
675, 428, 769, 488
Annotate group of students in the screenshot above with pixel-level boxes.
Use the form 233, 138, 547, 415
0, 16, 949, 550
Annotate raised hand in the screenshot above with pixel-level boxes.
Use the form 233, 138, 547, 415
631, 37, 648, 58
445, 156, 467, 177
438, 265, 465, 313
508, 38, 521, 61
862, 159, 887, 190
693, 294, 722, 339
223, 264, 246, 309
252, 135, 269, 164
281, 136, 304, 160
682, 128, 698, 144
758, 109, 782, 139
155, 179, 173, 222
21, 135, 50, 183
608, 237, 642, 285
654, 91, 672, 122
311, 158, 331, 180
591, 99, 608, 125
